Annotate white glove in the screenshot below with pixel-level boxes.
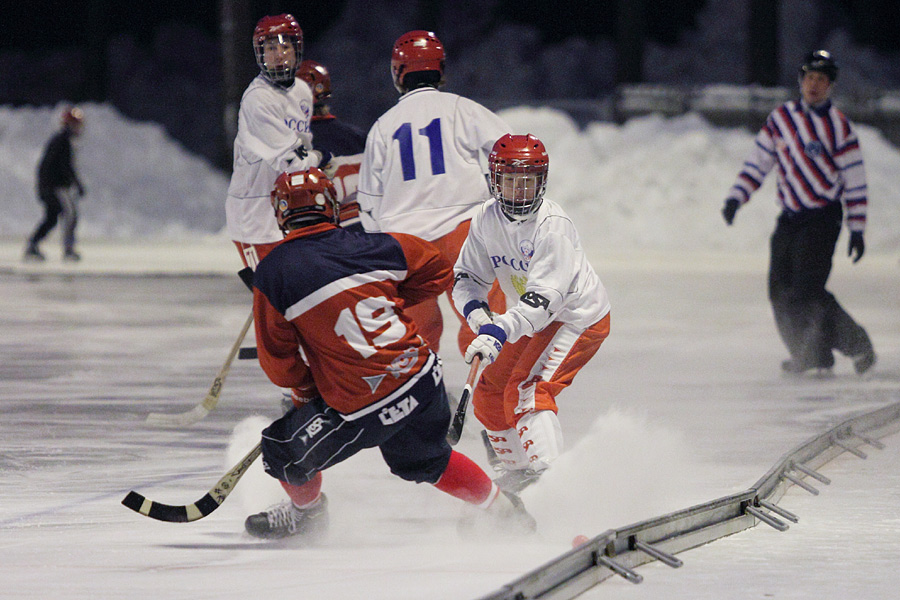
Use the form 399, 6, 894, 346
464, 324, 506, 365
463, 300, 493, 334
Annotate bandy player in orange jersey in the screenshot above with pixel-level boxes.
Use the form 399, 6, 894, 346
242, 168, 535, 540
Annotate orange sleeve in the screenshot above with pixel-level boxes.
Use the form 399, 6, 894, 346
253, 287, 316, 391
389, 233, 453, 308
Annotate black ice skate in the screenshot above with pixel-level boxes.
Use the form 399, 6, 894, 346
23, 244, 45, 262
853, 350, 877, 375
458, 490, 537, 538
781, 357, 833, 377
244, 494, 329, 540
493, 468, 542, 494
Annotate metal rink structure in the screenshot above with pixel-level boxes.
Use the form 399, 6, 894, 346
478, 401, 900, 600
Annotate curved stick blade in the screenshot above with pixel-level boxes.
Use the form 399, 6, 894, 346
122, 443, 262, 523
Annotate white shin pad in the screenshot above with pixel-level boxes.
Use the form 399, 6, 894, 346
516, 410, 564, 472
485, 428, 531, 471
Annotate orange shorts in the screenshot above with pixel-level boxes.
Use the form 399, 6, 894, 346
472, 313, 610, 431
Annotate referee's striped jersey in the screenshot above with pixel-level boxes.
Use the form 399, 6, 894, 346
727, 99, 867, 232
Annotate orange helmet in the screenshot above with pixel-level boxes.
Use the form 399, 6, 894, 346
271, 168, 339, 231
391, 30, 445, 93
296, 60, 331, 105
488, 134, 549, 220
253, 14, 303, 84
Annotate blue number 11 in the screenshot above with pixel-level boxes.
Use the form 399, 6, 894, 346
392, 118, 446, 181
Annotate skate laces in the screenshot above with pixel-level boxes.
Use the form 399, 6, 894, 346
264, 501, 302, 534
494, 468, 542, 494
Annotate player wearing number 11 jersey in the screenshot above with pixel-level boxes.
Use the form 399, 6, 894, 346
357, 30, 510, 354
245, 167, 535, 540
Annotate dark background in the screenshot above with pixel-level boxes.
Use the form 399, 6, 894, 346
3, 0, 899, 169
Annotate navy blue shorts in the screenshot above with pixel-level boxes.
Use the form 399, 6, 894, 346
260, 355, 452, 486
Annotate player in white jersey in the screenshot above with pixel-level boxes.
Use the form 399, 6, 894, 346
452, 134, 611, 492
357, 30, 510, 354
225, 14, 330, 270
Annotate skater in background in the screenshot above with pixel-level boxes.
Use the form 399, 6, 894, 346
452, 134, 611, 493
243, 168, 535, 540
25, 106, 86, 262
721, 50, 876, 376
225, 13, 331, 271
296, 59, 368, 232
358, 30, 509, 355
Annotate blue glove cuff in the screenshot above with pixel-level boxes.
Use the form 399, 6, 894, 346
477, 323, 507, 345
463, 299, 489, 318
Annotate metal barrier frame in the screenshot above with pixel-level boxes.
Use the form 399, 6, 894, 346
477, 401, 900, 600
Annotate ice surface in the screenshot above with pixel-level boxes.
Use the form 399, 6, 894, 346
0, 105, 898, 599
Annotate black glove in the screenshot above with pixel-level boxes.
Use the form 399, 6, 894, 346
848, 231, 865, 263
722, 198, 740, 225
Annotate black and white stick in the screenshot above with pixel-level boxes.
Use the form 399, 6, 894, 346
446, 355, 481, 445
121, 442, 262, 522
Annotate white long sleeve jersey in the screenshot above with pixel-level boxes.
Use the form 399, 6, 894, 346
357, 87, 510, 241
453, 199, 610, 343
225, 75, 317, 244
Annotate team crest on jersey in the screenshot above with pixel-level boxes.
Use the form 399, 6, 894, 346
387, 347, 419, 378
519, 239, 534, 260
511, 273, 528, 297
804, 140, 824, 159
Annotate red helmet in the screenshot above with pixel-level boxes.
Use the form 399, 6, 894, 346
488, 134, 549, 220
391, 30, 445, 93
253, 14, 303, 84
296, 60, 331, 105
61, 106, 84, 131
271, 168, 340, 231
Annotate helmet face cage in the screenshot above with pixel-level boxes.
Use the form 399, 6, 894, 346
253, 15, 303, 84
271, 168, 340, 232
489, 135, 549, 221
391, 30, 445, 92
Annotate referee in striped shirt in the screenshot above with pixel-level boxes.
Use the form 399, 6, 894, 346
722, 50, 876, 376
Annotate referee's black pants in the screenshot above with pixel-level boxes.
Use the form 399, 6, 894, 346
767, 203, 873, 369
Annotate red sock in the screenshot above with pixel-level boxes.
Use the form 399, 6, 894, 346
280, 472, 322, 508
433, 451, 498, 508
